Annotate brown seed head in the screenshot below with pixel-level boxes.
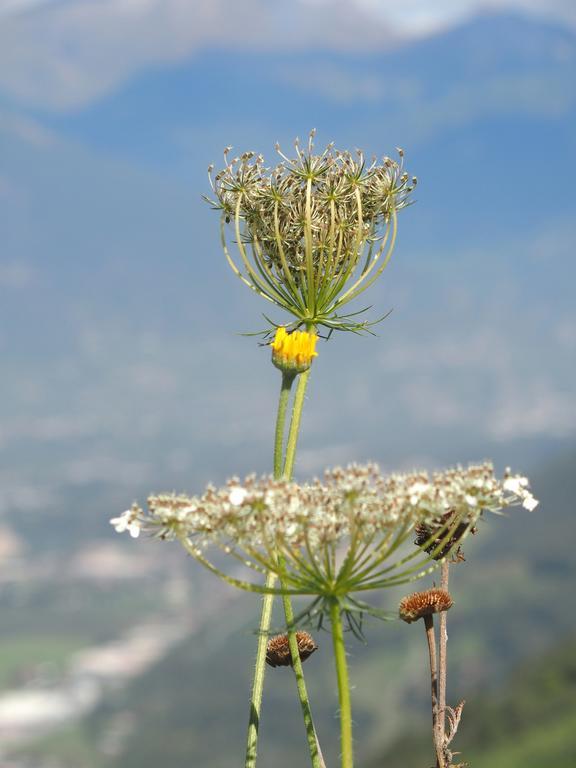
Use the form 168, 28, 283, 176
398, 588, 453, 624
415, 510, 477, 561
265, 630, 318, 668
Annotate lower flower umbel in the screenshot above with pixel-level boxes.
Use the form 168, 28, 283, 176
112, 461, 536, 623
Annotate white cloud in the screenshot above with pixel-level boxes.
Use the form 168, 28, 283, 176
0, 0, 394, 110
0, 0, 574, 111
352, 0, 576, 34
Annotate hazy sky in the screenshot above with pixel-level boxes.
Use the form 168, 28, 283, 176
0, 1, 574, 517
0, 0, 575, 109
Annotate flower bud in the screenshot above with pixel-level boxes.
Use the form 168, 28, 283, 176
271, 326, 318, 374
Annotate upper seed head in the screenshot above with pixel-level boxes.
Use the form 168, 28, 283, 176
206, 133, 416, 333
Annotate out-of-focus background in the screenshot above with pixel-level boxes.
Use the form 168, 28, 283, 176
0, 1, 575, 766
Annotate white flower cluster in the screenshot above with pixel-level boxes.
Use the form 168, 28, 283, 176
111, 462, 537, 556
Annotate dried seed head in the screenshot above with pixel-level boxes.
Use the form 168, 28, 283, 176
415, 510, 477, 561
265, 630, 318, 668
206, 135, 415, 333
398, 588, 453, 624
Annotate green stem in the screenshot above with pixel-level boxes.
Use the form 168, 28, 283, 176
283, 367, 311, 479
245, 572, 277, 768
245, 365, 321, 768
281, 366, 324, 766
330, 600, 353, 768
274, 372, 296, 477
280, 565, 324, 768
244, 372, 294, 768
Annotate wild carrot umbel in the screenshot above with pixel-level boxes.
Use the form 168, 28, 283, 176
206, 130, 416, 335
116, 462, 536, 608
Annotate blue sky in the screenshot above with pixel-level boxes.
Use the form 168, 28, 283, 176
0, 1, 575, 522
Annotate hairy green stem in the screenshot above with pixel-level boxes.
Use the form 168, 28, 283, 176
245, 572, 277, 768
245, 372, 294, 768
330, 600, 353, 768
281, 565, 324, 768
283, 367, 311, 479
274, 372, 296, 477
245, 365, 321, 768
280, 366, 324, 766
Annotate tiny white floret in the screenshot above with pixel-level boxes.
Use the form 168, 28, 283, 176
522, 495, 539, 511
229, 486, 248, 506
110, 509, 141, 538
503, 476, 528, 494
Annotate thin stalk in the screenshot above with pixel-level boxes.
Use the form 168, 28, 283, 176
245, 572, 277, 768
424, 615, 444, 768
280, 367, 325, 767
283, 367, 311, 479
245, 363, 322, 768
274, 372, 296, 477
438, 561, 450, 759
281, 561, 325, 768
244, 371, 295, 768
330, 599, 353, 768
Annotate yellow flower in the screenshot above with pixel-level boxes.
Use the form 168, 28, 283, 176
271, 326, 318, 374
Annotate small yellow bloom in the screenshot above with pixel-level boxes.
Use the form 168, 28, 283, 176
271, 327, 318, 374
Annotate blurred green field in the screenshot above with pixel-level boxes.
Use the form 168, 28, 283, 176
472, 711, 576, 768
0, 635, 90, 687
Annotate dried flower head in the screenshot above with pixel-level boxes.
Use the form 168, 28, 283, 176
271, 326, 318, 374
399, 588, 453, 624
206, 130, 416, 334
266, 630, 318, 668
415, 511, 477, 562
113, 462, 536, 622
